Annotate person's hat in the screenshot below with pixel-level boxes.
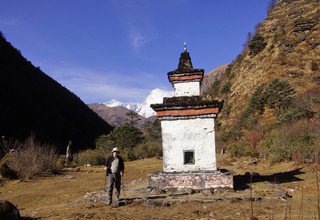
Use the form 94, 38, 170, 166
112, 147, 120, 152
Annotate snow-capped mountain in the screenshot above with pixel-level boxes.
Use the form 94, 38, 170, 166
138, 89, 173, 118
102, 88, 173, 118
103, 99, 142, 112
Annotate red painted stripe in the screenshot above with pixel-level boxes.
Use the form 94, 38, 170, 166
169, 75, 203, 81
156, 108, 219, 117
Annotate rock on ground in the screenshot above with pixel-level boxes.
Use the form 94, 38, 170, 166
0, 200, 20, 220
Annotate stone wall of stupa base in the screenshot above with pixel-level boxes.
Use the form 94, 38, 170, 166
147, 171, 233, 190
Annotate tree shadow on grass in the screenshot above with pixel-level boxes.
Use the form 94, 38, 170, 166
233, 167, 304, 190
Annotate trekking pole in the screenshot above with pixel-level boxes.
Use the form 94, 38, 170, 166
121, 176, 127, 205
104, 175, 107, 191
104, 166, 108, 191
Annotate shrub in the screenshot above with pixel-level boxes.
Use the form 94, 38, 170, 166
249, 33, 267, 56
311, 61, 318, 71
0, 137, 20, 160
113, 141, 163, 161
248, 85, 267, 113
77, 148, 108, 165
235, 53, 244, 63
278, 107, 313, 123
143, 119, 162, 142
264, 79, 295, 114
224, 64, 234, 79
7, 136, 60, 179
222, 104, 231, 117
133, 141, 162, 159
124, 148, 136, 161
246, 131, 263, 149
221, 81, 231, 94
0, 161, 18, 179
260, 119, 320, 163
227, 142, 255, 157
96, 123, 144, 151
279, 88, 318, 123
206, 80, 221, 98
238, 108, 259, 129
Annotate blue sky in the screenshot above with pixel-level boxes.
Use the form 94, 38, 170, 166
0, 0, 270, 103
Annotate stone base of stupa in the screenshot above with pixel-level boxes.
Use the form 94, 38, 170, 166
147, 170, 233, 190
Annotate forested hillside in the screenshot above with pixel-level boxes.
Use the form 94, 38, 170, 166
203, 0, 320, 162
0, 32, 112, 152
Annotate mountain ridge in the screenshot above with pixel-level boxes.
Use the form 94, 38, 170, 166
204, 0, 320, 131
0, 32, 112, 152
102, 88, 173, 118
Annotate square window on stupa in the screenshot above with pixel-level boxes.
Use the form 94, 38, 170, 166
184, 150, 195, 164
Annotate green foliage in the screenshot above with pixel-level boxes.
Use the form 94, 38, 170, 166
224, 64, 234, 79
248, 85, 267, 113
245, 79, 295, 117
278, 88, 319, 123
133, 141, 162, 159
226, 79, 295, 143
222, 104, 231, 117
264, 79, 295, 114
206, 80, 221, 98
235, 53, 244, 63
224, 127, 244, 142
279, 107, 312, 123
143, 119, 162, 142
260, 119, 320, 163
238, 108, 259, 129
311, 61, 318, 71
95, 122, 146, 161
125, 111, 141, 125
95, 134, 115, 152
221, 81, 231, 94
227, 142, 255, 157
111, 123, 144, 149
249, 33, 267, 56
94, 117, 164, 161
96, 123, 144, 151
77, 148, 108, 165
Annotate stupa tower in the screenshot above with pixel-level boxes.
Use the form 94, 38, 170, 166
148, 45, 233, 190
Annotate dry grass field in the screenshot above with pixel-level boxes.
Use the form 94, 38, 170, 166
1, 156, 320, 219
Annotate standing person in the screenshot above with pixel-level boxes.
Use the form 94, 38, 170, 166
105, 147, 125, 205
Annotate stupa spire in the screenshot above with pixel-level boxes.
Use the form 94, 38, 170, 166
184, 42, 187, 52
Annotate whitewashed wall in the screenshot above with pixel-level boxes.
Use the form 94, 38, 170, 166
173, 81, 200, 96
161, 117, 217, 172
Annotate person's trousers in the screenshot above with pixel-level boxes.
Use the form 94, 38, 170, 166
107, 173, 121, 203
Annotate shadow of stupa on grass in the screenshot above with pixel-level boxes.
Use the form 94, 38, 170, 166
233, 167, 304, 190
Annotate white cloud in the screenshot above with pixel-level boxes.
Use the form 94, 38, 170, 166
129, 28, 156, 52
47, 65, 151, 104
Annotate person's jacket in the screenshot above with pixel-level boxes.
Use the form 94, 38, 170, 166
105, 155, 124, 176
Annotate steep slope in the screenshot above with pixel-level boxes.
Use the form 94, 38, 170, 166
201, 64, 228, 94
89, 104, 147, 127
0, 33, 112, 152
205, 0, 320, 130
